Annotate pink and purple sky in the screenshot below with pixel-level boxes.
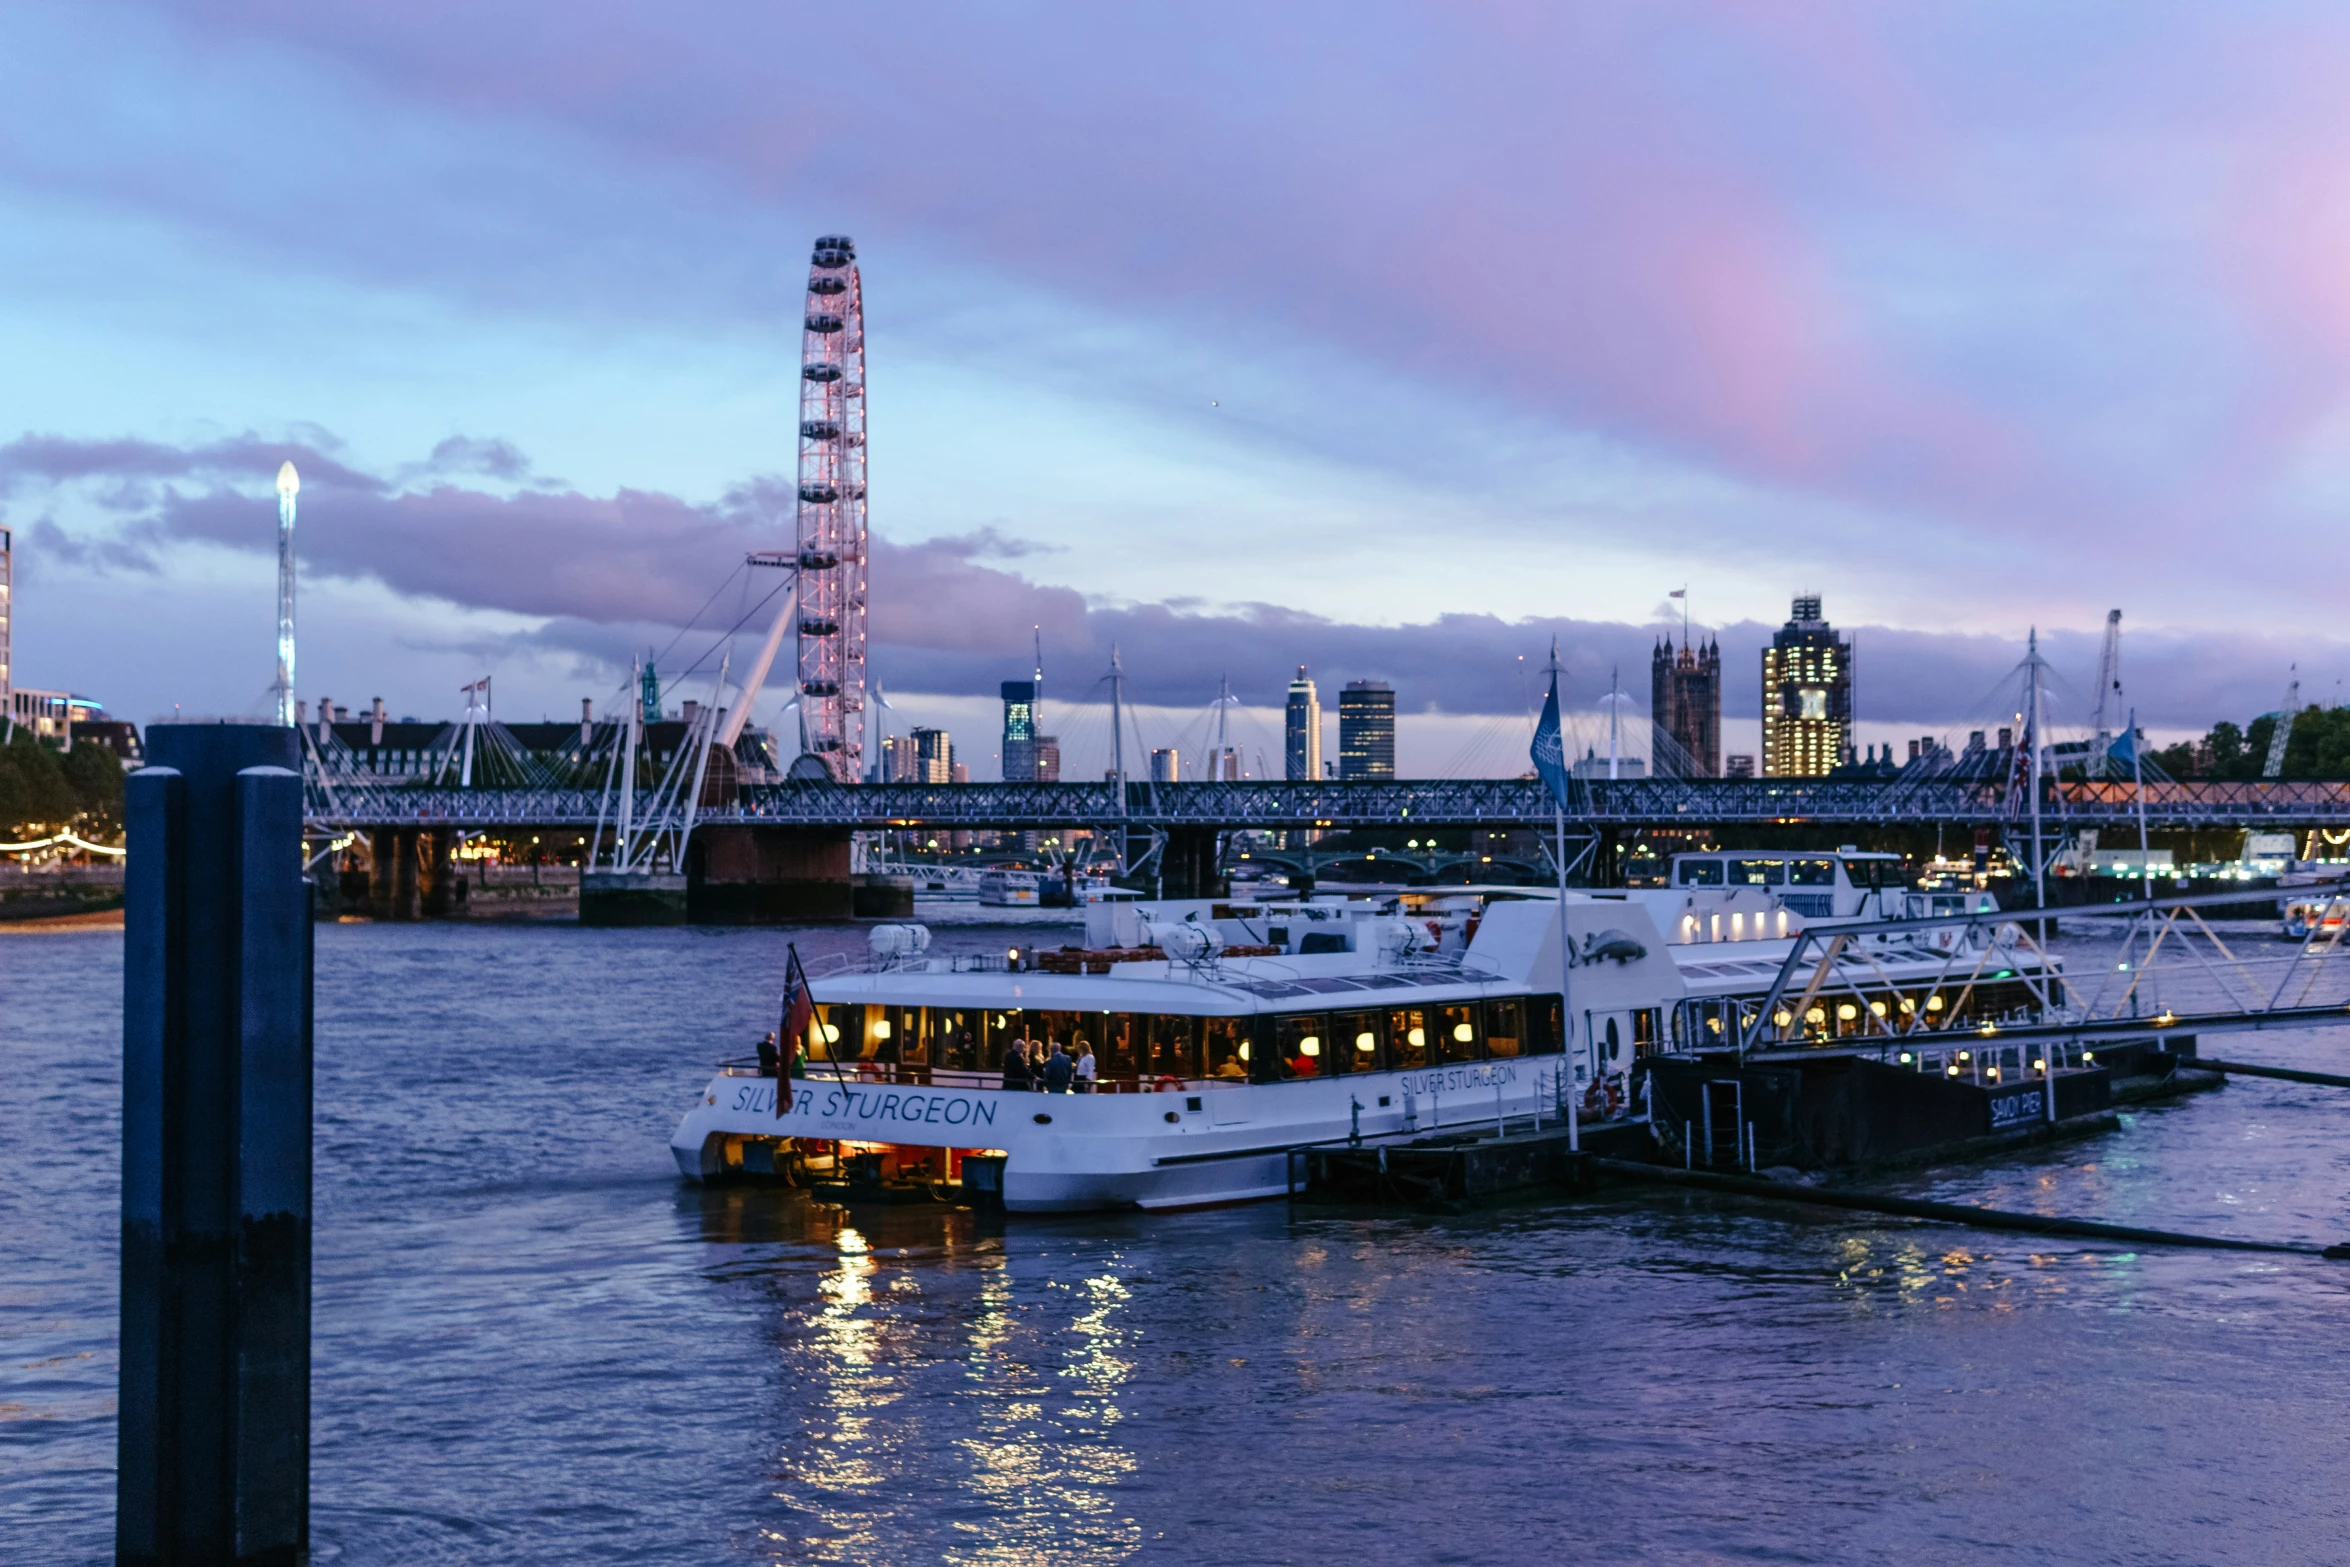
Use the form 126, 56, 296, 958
4, 2, 2347, 775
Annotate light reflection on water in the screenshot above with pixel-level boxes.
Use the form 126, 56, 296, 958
8, 922, 2350, 1564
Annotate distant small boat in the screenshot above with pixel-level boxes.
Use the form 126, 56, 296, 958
2282, 894, 2349, 941
978, 869, 1041, 907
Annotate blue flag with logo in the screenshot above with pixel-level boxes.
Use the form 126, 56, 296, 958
2107, 711, 2138, 771
1531, 668, 1573, 811
2115, 714, 2152, 775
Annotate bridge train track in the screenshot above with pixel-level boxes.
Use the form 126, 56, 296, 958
300, 774, 2350, 831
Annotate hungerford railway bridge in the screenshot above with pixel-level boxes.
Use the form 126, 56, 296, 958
302, 766, 2350, 919
306, 765, 2350, 919
306, 773, 2350, 833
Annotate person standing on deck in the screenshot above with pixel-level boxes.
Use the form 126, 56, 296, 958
1073, 1039, 1097, 1093
1001, 1037, 1034, 1092
1042, 1042, 1074, 1093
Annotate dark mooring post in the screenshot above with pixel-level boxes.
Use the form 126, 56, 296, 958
119, 725, 311, 1566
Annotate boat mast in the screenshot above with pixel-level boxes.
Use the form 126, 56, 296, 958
1109, 645, 1128, 869
2027, 629, 2045, 926
2027, 628, 2052, 1125
1607, 664, 1620, 781
2129, 705, 2153, 904
617, 658, 639, 867
1545, 637, 1578, 1152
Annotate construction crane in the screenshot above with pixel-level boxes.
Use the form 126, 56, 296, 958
2265, 666, 2301, 779
2089, 610, 2122, 778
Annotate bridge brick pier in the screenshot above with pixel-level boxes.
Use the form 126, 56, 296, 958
685, 826, 854, 924
1159, 827, 1227, 900
365, 827, 460, 920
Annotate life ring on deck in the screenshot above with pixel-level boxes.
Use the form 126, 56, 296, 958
1153, 1075, 1184, 1093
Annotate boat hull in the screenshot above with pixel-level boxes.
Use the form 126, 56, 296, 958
671, 1059, 1568, 1212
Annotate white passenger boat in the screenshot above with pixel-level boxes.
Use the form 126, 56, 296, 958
977, 868, 1043, 907
672, 861, 2064, 1212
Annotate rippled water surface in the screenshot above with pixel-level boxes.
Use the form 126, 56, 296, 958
9, 919, 2350, 1564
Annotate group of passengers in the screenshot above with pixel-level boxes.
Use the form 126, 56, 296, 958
998, 1035, 1098, 1093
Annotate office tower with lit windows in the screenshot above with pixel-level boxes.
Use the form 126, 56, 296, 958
1338, 679, 1395, 780
1762, 594, 1853, 777
1284, 666, 1321, 780
1000, 680, 1038, 781
912, 727, 954, 784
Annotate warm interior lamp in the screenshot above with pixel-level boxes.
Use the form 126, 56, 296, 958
1300, 1037, 1321, 1057
1452, 1023, 1474, 1043
873, 1020, 893, 1040
1355, 1033, 1376, 1053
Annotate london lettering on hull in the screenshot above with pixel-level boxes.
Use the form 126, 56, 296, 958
728, 1079, 1001, 1131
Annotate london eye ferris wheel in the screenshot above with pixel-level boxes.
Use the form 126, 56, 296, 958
793, 234, 868, 780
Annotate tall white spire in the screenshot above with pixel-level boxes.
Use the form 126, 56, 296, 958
273, 462, 299, 727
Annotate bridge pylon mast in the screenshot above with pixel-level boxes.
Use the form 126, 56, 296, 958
2090, 609, 2121, 778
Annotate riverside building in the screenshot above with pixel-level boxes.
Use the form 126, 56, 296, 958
1650, 635, 1722, 778
1762, 594, 1854, 777
1338, 680, 1396, 780
912, 727, 954, 784
1285, 666, 1321, 781
1000, 681, 1038, 781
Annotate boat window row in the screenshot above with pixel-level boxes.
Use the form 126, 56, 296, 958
799, 998, 1565, 1087
1674, 855, 1903, 890
1672, 975, 2049, 1048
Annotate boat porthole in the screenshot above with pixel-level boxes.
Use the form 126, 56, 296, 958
1034, 1113, 1053, 1124
1164, 1111, 1180, 1124
1378, 1096, 1391, 1107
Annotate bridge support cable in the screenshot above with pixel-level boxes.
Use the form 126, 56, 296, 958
719, 559, 797, 749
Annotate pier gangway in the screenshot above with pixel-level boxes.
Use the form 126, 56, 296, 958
1727, 881, 2350, 1063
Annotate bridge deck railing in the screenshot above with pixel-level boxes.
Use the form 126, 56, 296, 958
299, 774, 2350, 830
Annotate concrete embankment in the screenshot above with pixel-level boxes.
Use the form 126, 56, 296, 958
0, 864, 124, 923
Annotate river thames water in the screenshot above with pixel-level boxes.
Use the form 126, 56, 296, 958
8, 916, 2350, 1564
